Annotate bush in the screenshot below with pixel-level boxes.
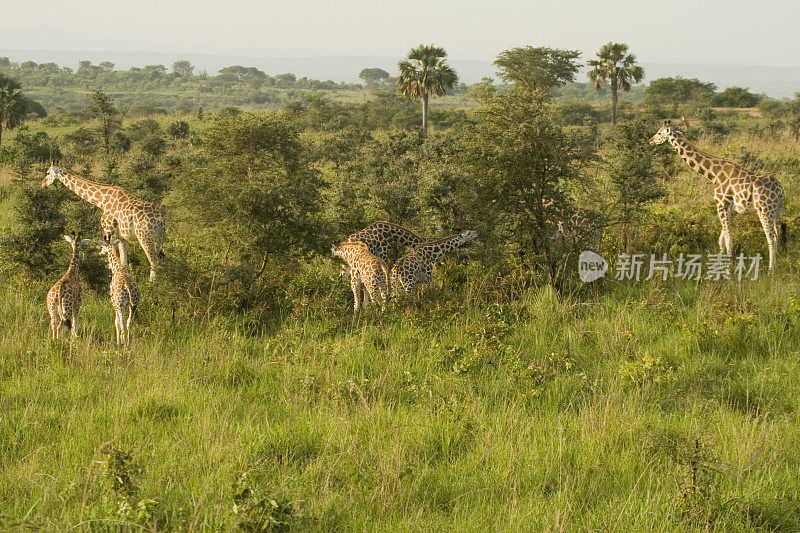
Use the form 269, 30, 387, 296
167, 120, 190, 139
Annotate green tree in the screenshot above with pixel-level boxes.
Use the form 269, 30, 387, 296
359, 67, 391, 87
462, 89, 592, 289
88, 89, 121, 154
605, 119, 665, 250
588, 42, 644, 125
494, 46, 581, 96
397, 44, 458, 133
645, 77, 716, 114
0, 73, 45, 147
712, 86, 761, 107
177, 112, 323, 293
172, 60, 194, 78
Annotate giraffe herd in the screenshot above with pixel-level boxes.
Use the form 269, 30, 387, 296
39, 123, 789, 334
333, 221, 479, 312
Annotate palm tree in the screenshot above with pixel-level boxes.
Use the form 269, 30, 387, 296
587, 42, 644, 125
0, 73, 44, 147
0, 74, 23, 147
398, 44, 458, 133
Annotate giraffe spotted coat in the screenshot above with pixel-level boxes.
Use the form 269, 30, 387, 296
332, 241, 390, 313
46, 233, 90, 339
650, 121, 785, 271
43, 165, 165, 280
99, 238, 141, 345
344, 221, 424, 263
542, 198, 603, 251
391, 230, 478, 298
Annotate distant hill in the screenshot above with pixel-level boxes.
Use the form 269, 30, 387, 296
1, 48, 798, 98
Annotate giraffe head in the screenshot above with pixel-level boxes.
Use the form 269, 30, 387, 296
63, 231, 91, 249
456, 229, 478, 246
649, 120, 679, 145
42, 164, 65, 188
98, 237, 121, 259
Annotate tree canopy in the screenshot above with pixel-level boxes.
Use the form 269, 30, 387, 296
397, 44, 458, 133
494, 46, 581, 96
588, 42, 644, 124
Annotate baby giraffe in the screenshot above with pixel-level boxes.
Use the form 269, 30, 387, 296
98, 237, 140, 345
331, 241, 390, 313
46, 232, 91, 339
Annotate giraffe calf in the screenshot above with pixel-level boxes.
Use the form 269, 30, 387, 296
46, 233, 91, 339
332, 241, 390, 313
99, 238, 140, 346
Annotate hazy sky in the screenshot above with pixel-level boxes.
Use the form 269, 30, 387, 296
2, 0, 799, 66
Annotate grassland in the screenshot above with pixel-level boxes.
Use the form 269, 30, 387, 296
2, 107, 800, 531
3, 256, 800, 531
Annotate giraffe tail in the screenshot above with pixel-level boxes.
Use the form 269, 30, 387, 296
58, 297, 71, 331
780, 222, 788, 253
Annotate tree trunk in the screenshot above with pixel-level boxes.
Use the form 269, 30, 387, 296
610, 77, 618, 125
421, 93, 429, 133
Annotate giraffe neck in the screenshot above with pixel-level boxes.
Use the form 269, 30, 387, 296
65, 245, 80, 277
418, 236, 461, 263
59, 172, 116, 210
106, 249, 126, 276
667, 133, 725, 184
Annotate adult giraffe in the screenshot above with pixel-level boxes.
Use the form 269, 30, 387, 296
649, 121, 785, 271
42, 165, 165, 280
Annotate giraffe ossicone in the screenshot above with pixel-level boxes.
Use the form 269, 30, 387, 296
650, 120, 785, 271
43, 164, 166, 281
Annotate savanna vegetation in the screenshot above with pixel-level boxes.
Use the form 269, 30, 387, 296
2, 42, 800, 531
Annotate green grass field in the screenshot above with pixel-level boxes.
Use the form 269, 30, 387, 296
3, 255, 800, 530
3, 107, 800, 530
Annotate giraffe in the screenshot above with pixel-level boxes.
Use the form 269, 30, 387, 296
649, 120, 785, 271
98, 237, 141, 345
542, 198, 604, 251
46, 232, 91, 339
42, 164, 166, 281
390, 230, 478, 298
331, 241, 390, 313
344, 221, 424, 263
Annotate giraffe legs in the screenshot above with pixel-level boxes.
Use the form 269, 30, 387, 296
350, 274, 362, 314
47, 298, 59, 339
716, 200, 734, 256
757, 209, 778, 272
138, 236, 160, 281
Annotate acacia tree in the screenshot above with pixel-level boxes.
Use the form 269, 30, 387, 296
359, 68, 390, 87
397, 44, 458, 133
588, 42, 644, 125
494, 46, 581, 96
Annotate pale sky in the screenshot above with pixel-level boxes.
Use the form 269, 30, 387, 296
2, 0, 799, 67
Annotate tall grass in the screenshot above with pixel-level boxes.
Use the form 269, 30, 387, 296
2, 263, 800, 530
